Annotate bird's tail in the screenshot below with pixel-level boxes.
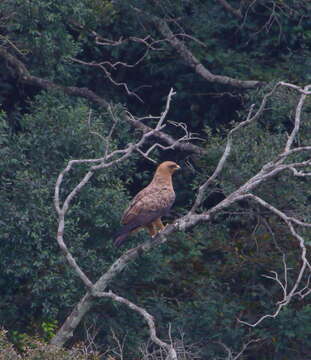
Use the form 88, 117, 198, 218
114, 230, 129, 247
114, 223, 138, 247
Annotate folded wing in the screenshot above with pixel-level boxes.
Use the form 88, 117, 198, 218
114, 184, 175, 247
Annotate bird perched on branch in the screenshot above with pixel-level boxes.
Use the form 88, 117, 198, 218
114, 161, 180, 247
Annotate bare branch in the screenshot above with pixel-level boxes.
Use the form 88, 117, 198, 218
93, 33, 165, 53
81, 321, 101, 357
110, 329, 126, 360
51, 81, 311, 346
51, 89, 186, 349
237, 194, 311, 327
284, 84, 311, 152
218, 337, 261, 360
191, 81, 282, 212
216, 0, 242, 19
0, 47, 110, 108
0, 47, 205, 156
68, 32, 168, 102
87, 108, 118, 152
69, 57, 144, 102
182, 81, 311, 327
290, 167, 311, 177
138, 120, 203, 162
232, 338, 261, 360
295, 275, 311, 299
94, 291, 178, 360
261, 256, 288, 298
133, 5, 262, 89
0, 35, 27, 56
140, 327, 201, 360
279, 82, 311, 95
126, 113, 206, 155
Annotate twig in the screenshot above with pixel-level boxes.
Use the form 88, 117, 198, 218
133, 5, 262, 89
51, 81, 311, 346
69, 57, 144, 102
191, 82, 281, 212
284, 84, 311, 152
51, 89, 182, 354
0, 47, 204, 155
238, 194, 311, 327
94, 291, 178, 360
218, 337, 261, 360
216, 0, 243, 19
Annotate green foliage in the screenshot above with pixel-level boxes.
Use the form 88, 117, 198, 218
0, 329, 100, 359
41, 320, 58, 342
0, 90, 133, 332
0, 329, 19, 360
0, 0, 311, 359
10, 330, 29, 353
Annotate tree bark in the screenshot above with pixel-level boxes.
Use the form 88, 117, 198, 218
51, 82, 311, 346
153, 18, 261, 89
0, 47, 205, 156
50, 245, 148, 346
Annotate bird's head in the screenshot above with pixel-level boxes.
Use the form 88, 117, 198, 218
155, 161, 181, 177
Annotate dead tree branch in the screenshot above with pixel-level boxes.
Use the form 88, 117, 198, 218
54, 88, 177, 282
51, 89, 185, 358
69, 57, 145, 103
94, 291, 178, 360
133, 5, 262, 89
140, 327, 201, 360
190, 82, 280, 212
218, 337, 261, 360
237, 194, 311, 327
216, 0, 243, 19
0, 47, 205, 156
51, 81, 311, 347
0, 47, 110, 108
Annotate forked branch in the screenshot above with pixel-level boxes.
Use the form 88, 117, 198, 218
94, 291, 178, 360
133, 4, 262, 89
0, 47, 204, 156
52, 82, 311, 347
51, 89, 184, 358
237, 194, 311, 327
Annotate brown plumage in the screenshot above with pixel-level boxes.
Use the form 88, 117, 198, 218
114, 161, 180, 247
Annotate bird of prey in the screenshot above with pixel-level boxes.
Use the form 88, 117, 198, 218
114, 161, 180, 247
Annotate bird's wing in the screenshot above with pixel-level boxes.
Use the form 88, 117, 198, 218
121, 185, 154, 224
121, 185, 175, 226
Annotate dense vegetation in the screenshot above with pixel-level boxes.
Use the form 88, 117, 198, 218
1, 0, 311, 359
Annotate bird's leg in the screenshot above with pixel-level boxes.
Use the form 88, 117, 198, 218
154, 218, 166, 233
131, 227, 140, 234
146, 224, 157, 237
146, 219, 167, 239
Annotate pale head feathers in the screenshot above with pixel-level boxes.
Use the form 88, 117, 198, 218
154, 161, 180, 179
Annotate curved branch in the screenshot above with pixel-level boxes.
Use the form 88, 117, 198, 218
51, 82, 311, 346
0, 48, 109, 108
284, 84, 311, 152
50, 89, 187, 347
216, 0, 242, 19
133, 5, 262, 89
238, 194, 311, 327
191, 81, 282, 212
125, 115, 206, 155
0, 47, 204, 156
95, 291, 178, 360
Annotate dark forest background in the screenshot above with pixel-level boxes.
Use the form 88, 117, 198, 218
1, 0, 311, 359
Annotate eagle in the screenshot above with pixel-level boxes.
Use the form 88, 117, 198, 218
114, 161, 180, 247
